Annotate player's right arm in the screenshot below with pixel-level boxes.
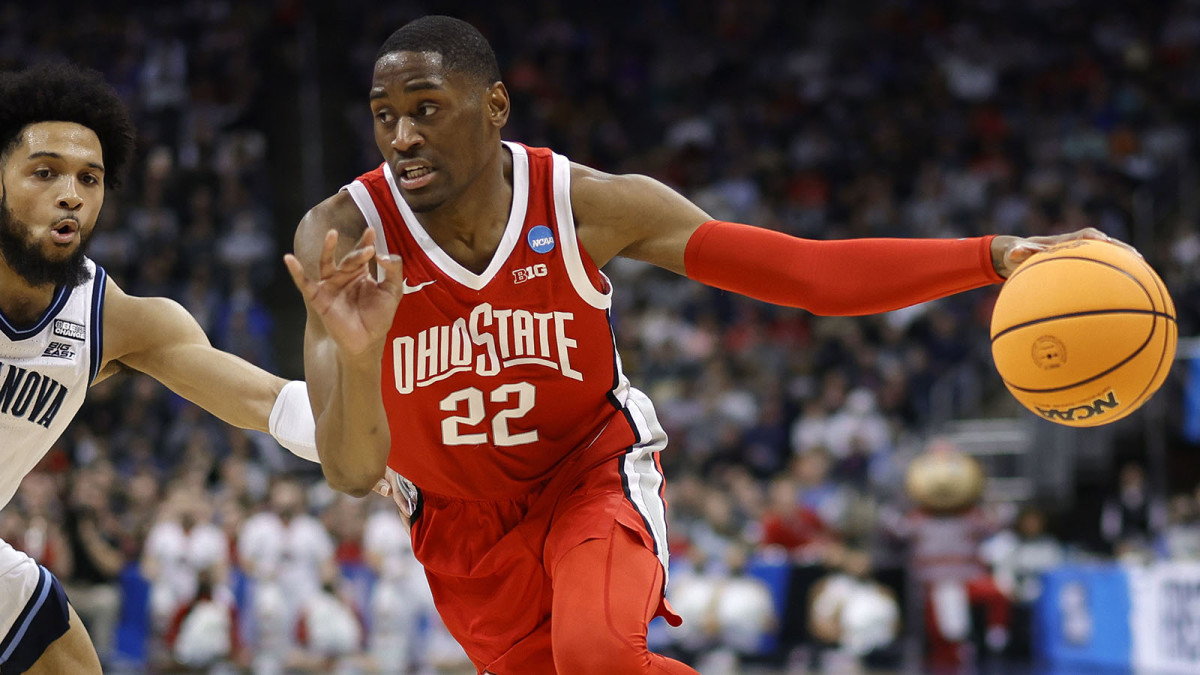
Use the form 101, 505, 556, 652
570, 165, 1128, 315
284, 193, 404, 497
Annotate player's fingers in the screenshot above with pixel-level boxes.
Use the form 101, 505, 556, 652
1075, 227, 1109, 242
1077, 228, 1142, 257
1005, 242, 1042, 265
317, 229, 341, 279
356, 226, 376, 249
336, 243, 377, 271
375, 254, 405, 297
283, 254, 316, 297
293, 253, 366, 305
333, 227, 379, 272
1035, 227, 1143, 258
1038, 227, 1111, 248
372, 478, 391, 497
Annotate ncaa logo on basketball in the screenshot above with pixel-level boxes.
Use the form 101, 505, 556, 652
1032, 336, 1066, 369
528, 225, 555, 254
1035, 391, 1120, 422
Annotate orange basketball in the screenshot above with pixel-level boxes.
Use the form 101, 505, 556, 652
990, 239, 1177, 427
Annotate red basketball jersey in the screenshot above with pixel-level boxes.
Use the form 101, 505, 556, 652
344, 143, 656, 502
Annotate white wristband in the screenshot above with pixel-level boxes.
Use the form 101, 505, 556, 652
268, 380, 320, 463
268, 381, 394, 496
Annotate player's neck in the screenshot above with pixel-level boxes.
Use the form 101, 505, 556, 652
418, 145, 514, 274
0, 261, 57, 327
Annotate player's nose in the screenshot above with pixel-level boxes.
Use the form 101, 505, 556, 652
391, 116, 424, 153
57, 180, 83, 210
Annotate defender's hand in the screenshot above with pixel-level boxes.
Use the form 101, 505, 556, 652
284, 228, 404, 357
990, 227, 1140, 278
374, 468, 417, 532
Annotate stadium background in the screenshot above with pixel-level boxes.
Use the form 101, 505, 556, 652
3, 0, 1200, 672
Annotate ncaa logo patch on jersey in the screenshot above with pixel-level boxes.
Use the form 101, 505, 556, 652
527, 225, 555, 254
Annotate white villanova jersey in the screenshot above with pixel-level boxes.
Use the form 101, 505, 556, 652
0, 259, 105, 508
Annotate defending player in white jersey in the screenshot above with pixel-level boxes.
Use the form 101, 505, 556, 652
0, 63, 328, 674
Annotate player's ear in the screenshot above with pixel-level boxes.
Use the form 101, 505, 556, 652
485, 81, 510, 129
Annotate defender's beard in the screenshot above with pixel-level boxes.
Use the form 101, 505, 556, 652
0, 195, 91, 288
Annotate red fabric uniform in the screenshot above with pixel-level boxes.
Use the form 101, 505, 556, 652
344, 143, 679, 673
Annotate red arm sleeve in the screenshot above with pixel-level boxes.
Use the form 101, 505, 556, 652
683, 220, 1004, 316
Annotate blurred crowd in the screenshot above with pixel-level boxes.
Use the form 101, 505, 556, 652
3, 0, 1200, 672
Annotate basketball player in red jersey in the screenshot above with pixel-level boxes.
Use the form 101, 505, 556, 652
284, 16, 1129, 674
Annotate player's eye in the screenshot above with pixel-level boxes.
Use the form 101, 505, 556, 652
33, 168, 52, 179
375, 110, 395, 125
416, 103, 437, 117
80, 173, 100, 185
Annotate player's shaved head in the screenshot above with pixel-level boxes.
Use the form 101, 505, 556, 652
376, 15, 501, 88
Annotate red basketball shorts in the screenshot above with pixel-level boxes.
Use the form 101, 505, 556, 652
409, 446, 677, 674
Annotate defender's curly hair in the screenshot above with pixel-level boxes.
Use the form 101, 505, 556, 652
0, 62, 136, 190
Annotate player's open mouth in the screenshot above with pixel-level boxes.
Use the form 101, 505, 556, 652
50, 219, 78, 244
398, 164, 436, 190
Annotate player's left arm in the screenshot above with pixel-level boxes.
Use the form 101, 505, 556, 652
98, 278, 310, 446
571, 164, 1128, 315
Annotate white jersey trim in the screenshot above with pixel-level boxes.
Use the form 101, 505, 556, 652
0, 563, 50, 663
87, 264, 107, 384
381, 142, 530, 291
342, 180, 391, 281
620, 386, 671, 582
0, 286, 70, 341
551, 153, 612, 311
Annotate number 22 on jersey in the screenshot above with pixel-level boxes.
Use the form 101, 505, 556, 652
439, 382, 538, 447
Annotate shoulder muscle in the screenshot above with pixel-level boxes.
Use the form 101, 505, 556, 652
570, 163, 710, 273
294, 191, 369, 277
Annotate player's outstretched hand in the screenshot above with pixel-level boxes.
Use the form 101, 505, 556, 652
284, 227, 405, 357
990, 227, 1140, 278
